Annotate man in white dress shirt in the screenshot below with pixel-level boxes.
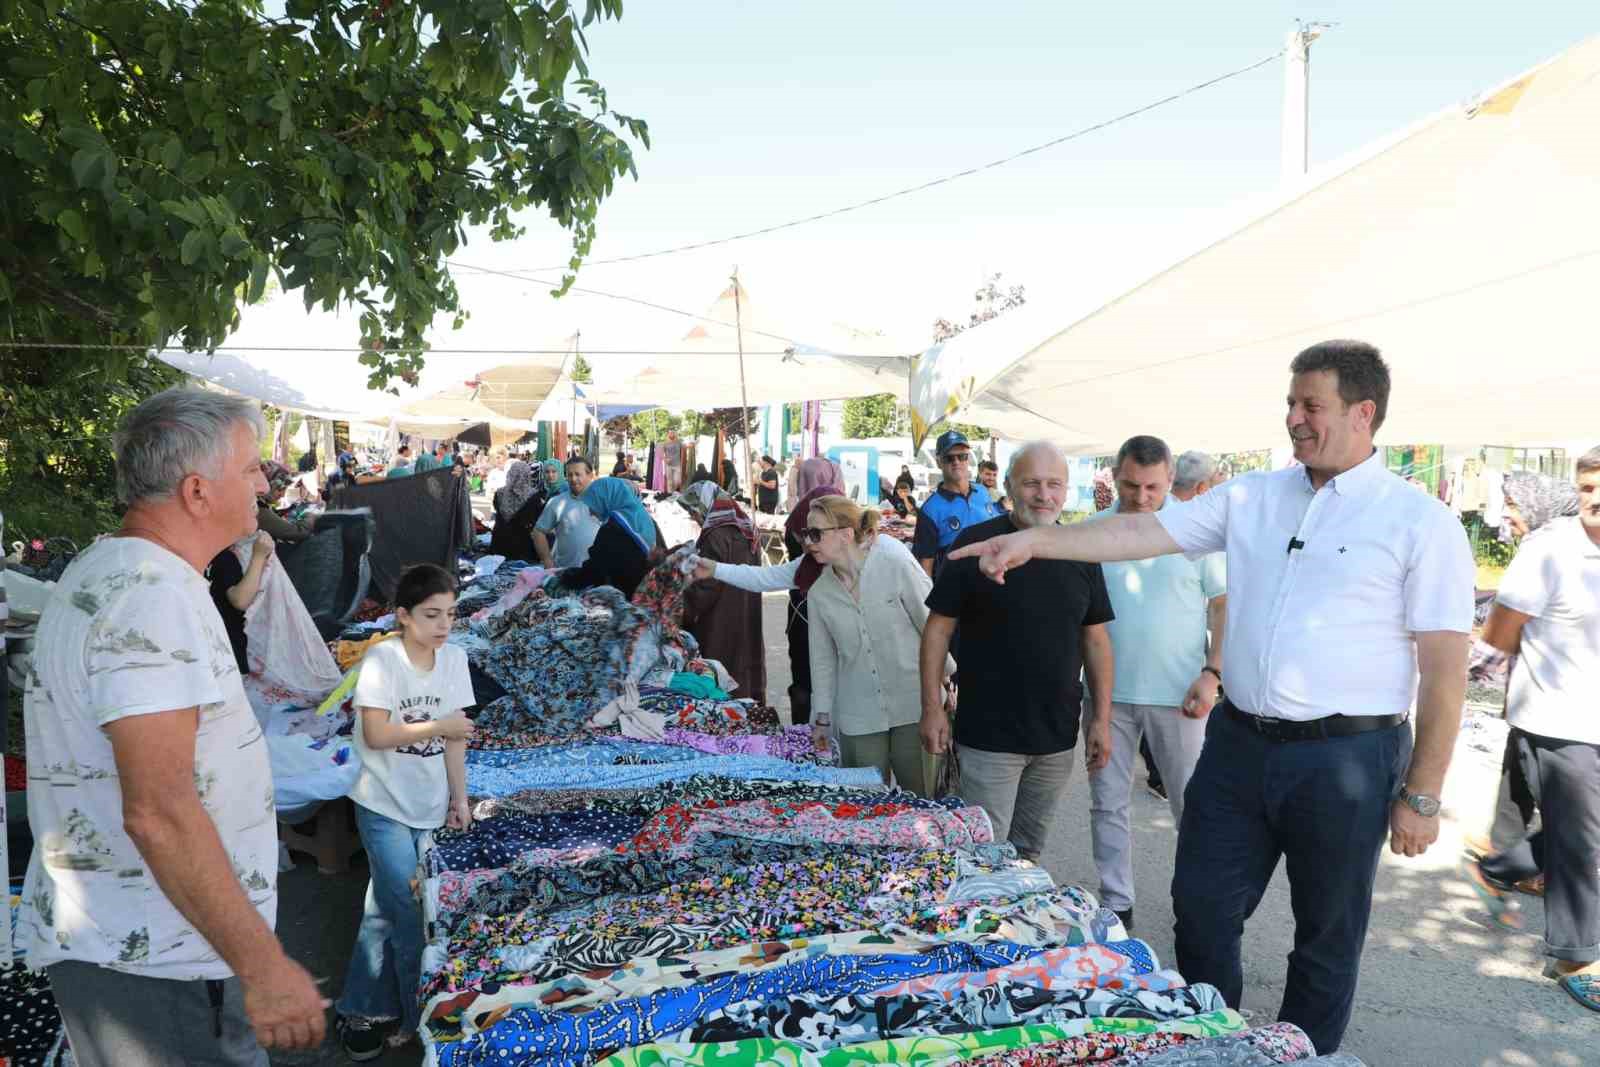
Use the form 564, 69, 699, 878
949, 341, 1473, 1054
1472, 446, 1600, 1009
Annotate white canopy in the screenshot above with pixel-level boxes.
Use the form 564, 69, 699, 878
581, 280, 909, 409
159, 298, 564, 436
909, 35, 1600, 454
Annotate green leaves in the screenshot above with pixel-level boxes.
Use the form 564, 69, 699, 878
2, 0, 648, 396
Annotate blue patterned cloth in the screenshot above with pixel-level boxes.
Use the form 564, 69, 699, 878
466, 743, 885, 796
427, 808, 646, 873
435, 940, 1045, 1066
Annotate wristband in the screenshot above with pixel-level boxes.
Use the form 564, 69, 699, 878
1201, 666, 1222, 682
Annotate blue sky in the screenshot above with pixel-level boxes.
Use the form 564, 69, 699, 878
384, 4, 1599, 358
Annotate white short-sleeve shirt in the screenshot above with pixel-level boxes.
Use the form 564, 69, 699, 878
19, 538, 278, 979
349, 638, 475, 828
1495, 517, 1600, 744
1155, 451, 1474, 720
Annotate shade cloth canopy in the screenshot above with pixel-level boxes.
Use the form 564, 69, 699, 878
580, 280, 909, 409
909, 35, 1600, 454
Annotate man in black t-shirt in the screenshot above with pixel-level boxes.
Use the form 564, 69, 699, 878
920, 441, 1114, 861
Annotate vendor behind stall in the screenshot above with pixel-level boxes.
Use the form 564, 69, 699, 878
559, 477, 664, 598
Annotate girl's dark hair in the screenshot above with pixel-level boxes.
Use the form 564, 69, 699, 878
394, 563, 457, 612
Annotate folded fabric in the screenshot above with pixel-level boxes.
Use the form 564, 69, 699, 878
425, 928, 938, 1041
1110, 1020, 1317, 1064
591, 680, 669, 740
435, 940, 1048, 1064
668, 671, 728, 700
592, 1009, 1250, 1066
676, 981, 1227, 1051
465, 743, 884, 796
866, 939, 1177, 1000
426, 808, 644, 873
422, 847, 1008, 1002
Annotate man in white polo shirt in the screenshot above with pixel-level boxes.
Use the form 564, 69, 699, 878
949, 340, 1473, 1054
1471, 446, 1600, 1011
1086, 434, 1225, 933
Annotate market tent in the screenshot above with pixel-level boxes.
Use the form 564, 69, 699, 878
158, 294, 564, 433
581, 280, 910, 409
908, 35, 1600, 454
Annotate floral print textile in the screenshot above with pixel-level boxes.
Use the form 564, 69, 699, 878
435, 940, 1049, 1065
676, 981, 1227, 1052
867, 940, 1180, 1000
587, 1009, 1249, 1066
465, 742, 884, 797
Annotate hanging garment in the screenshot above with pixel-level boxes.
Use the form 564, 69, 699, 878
229, 539, 344, 712
329, 465, 472, 600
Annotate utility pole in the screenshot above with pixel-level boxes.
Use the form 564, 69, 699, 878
1281, 22, 1330, 182
731, 268, 755, 503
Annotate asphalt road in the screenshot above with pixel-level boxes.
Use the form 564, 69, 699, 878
272, 592, 1600, 1065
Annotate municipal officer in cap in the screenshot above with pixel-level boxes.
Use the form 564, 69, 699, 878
913, 430, 1002, 579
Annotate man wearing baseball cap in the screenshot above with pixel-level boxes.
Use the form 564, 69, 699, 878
913, 430, 1001, 579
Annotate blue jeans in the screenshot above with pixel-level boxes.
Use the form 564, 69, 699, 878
336, 803, 428, 1030
1171, 704, 1411, 1054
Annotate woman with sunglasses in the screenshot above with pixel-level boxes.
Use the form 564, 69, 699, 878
695, 494, 950, 794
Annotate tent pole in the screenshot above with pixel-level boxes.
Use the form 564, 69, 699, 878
732, 268, 754, 501
571, 330, 580, 460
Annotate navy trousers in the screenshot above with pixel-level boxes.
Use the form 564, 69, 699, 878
1172, 704, 1411, 1054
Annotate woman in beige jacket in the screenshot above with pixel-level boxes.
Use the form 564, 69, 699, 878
796, 494, 949, 795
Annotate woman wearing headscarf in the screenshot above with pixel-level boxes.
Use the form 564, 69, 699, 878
719, 457, 740, 497
679, 480, 766, 703
560, 476, 665, 598
692, 456, 844, 724
541, 459, 569, 497
487, 459, 546, 562
1465, 471, 1581, 917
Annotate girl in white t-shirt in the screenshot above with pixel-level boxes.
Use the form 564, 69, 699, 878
335, 564, 476, 1059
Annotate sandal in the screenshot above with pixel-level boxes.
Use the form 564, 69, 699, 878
1559, 972, 1600, 1013
1462, 858, 1522, 930
1515, 873, 1547, 897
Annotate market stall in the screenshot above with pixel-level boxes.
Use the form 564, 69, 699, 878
359, 538, 1362, 1067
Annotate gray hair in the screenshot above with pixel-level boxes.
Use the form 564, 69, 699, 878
1578, 446, 1600, 476
114, 388, 266, 506
1173, 450, 1218, 492
1004, 440, 1069, 484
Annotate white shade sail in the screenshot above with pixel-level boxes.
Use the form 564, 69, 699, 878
909, 35, 1600, 455
580, 280, 910, 409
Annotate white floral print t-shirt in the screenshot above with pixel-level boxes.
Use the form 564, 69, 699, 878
18, 537, 278, 979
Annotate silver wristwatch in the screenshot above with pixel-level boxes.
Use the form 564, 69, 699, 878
1398, 786, 1441, 818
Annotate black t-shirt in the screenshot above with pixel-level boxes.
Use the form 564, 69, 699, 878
757, 468, 780, 511
207, 549, 251, 675
925, 515, 1113, 755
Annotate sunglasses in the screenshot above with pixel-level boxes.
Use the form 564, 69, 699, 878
801, 525, 843, 544
942, 452, 973, 465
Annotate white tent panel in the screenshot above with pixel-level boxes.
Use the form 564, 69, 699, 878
911, 36, 1600, 455
580, 281, 910, 409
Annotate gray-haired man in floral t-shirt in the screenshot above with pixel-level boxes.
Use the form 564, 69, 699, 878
20, 388, 327, 1065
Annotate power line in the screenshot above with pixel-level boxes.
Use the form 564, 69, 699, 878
444, 261, 836, 350
0, 341, 845, 357
462, 50, 1283, 273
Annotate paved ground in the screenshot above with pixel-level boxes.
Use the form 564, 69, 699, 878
273, 592, 1600, 1065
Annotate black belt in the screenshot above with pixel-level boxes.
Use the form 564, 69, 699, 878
1223, 699, 1404, 743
